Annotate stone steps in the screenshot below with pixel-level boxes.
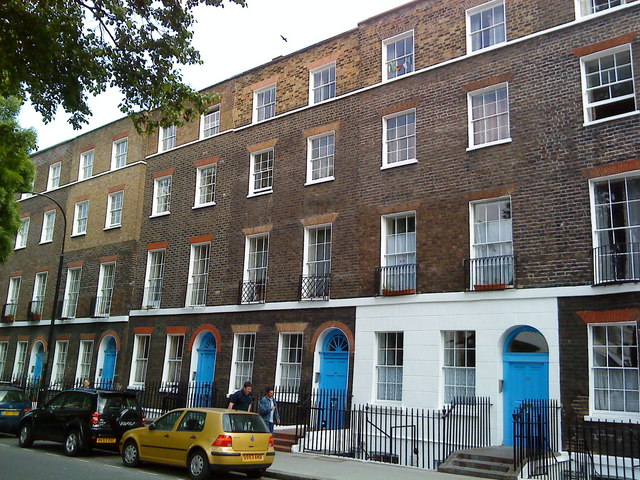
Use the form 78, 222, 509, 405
273, 429, 299, 453
438, 447, 519, 480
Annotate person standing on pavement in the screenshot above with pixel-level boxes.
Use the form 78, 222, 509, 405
228, 381, 253, 411
259, 387, 280, 434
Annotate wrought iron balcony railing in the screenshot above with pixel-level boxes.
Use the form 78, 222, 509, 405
2, 302, 17, 322
93, 295, 112, 318
301, 274, 331, 300
143, 281, 164, 309
28, 299, 44, 320
593, 243, 640, 285
186, 281, 207, 307
375, 264, 417, 296
239, 280, 267, 304
465, 255, 515, 291
61, 293, 79, 318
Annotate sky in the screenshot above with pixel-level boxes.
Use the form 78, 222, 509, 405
19, 0, 411, 152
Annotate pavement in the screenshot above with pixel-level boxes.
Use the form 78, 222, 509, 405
263, 451, 482, 480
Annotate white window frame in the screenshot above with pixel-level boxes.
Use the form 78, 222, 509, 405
309, 63, 336, 105
159, 125, 176, 152
466, 0, 506, 54
72, 201, 89, 236
194, 164, 217, 207
467, 82, 511, 150
5, 276, 21, 319
588, 322, 639, 419
32, 272, 48, 316
186, 243, 210, 307
105, 190, 124, 229
376, 332, 404, 403
143, 249, 165, 309
306, 132, 335, 185
15, 217, 29, 249
443, 330, 477, 404
575, 0, 626, 17
75, 340, 93, 383
253, 84, 276, 123
129, 334, 151, 387
201, 106, 220, 138
302, 225, 332, 300
79, 149, 94, 180
382, 30, 414, 82
275, 333, 303, 392
248, 148, 274, 197
381, 212, 416, 268
47, 162, 61, 190
61, 267, 82, 318
152, 175, 172, 216
243, 234, 269, 284
229, 333, 256, 393
13, 341, 28, 379
40, 210, 56, 244
50, 340, 69, 386
0, 341, 7, 379
162, 334, 184, 385
382, 109, 417, 169
95, 262, 115, 317
580, 44, 637, 126
111, 138, 128, 170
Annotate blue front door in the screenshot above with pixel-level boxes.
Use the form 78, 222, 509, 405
318, 330, 349, 429
33, 344, 44, 383
101, 337, 117, 388
503, 328, 549, 446
195, 333, 216, 407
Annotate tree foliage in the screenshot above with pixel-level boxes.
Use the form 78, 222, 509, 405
0, 0, 246, 133
0, 96, 36, 263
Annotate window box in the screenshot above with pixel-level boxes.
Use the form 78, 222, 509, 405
473, 283, 509, 291
1, 315, 14, 323
381, 288, 416, 296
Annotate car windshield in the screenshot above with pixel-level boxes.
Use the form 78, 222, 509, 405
223, 414, 270, 433
0, 390, 30, 403
98, 395, 140, 412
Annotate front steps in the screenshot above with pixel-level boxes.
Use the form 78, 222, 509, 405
274, 428, 300, 452
438, 446, 519, 480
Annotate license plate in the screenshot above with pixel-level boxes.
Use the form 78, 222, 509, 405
242, 454, 264, 461
96, 437, 116, 444
1, 411, 18, 416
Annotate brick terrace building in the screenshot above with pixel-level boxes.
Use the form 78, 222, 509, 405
1, 0, 638, 446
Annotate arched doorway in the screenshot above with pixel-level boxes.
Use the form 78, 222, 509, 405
503, 327, 549, 446
97, 336, 117, 388
194, 332, 217, 407
29, 341, 45, 384
318, 329, 349, 429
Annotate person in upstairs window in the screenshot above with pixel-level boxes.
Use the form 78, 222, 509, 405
228, 381, 253, 411
259, 387, 280, 434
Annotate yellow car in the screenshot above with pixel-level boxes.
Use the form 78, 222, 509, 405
119, 407, 275, 479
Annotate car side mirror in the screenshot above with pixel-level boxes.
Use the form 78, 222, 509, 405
148, 423, 156, 431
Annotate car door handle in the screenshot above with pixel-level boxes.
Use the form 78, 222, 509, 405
164, 434, 169, 438
190, 436, 196, 439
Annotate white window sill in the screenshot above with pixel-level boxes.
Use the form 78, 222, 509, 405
149, 211, 171, 218
309, 97, 336, 107
247, 189, 273, 198
467, 41, 507, 56
192, 202, 216, 210
127, 384, 144, 391
200, 132, 221, 140
584, 414, 640, 423
466, 138, 512, 151
575, 4, 629, 21
39, 240, 53, 245
14, 246, 26, 251
71, 233, 86, 238
380, 158, 418, 170
583, 111, 639, 127
103, 225, 121, 231
305, 177, 335, 186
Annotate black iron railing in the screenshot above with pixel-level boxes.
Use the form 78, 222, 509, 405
61, 294, 79, 318
513, 399, 561, 476
186, 281, 207, 307
2, 302, 17, 321
28, 300, 44, 320
239, 280, 267, 304
143, 281, 163, 309
465, 255, 514, 291
593, 243, 640, 285
92, 295, 112, 317
301, 274, 331, 300
375, 264, 417, 296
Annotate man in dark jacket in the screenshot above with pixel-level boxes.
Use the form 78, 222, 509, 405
228, 381, 253, 411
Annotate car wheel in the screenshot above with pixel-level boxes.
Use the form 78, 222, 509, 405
64, 430, 83, 457
18, 423, 33, 448
122, 440, 140, 467
246, 470, 265, 479
188, 449, 211, 480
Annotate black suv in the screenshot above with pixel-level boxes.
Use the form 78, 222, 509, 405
18, 388, 144, 456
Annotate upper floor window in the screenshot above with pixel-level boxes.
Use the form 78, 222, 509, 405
310, 63, 336, 104
186, 243, 210, 307
380, 213, 416, 294
302, 225, 332, 300
131, 334, 151, 386
467, 0, 506, 53
307, 133, 335, 184
201, 107, 220, 138
72, 201, 89, 236
590, 323, 638, 415
591, 174, 640, 284
254, 84, 276, 122
159, 125, 176, 152
577, 0, 625, 17
5, 277, 21, 319
15, 217, 30, 249
79, 150, 94, 180
32, 271, 48, 316
112, 138, 128, 169
163, 334, 184, 384
75, 340, 93, 383
106, 191, 124, 228
249, 149, 274, 196
152, 175, 172, 216
62, 267, 81, 318
95, 262, 115, 317
241, 234, 269, 304
143, 249, 165, 309
383, 109, 416, 168
40, 210, 56, 244
195, 164, 217, 207
443, 330, 476, 403
383, 31, 414, 81
468, 83, 510, 149
581, 45, 636, 124
48, 162, 61, 190
376, 332, 403, 402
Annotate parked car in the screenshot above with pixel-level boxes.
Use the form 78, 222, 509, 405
0, 385, 32, 433
18, 388, 145, 456
120, 407, 275, 479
